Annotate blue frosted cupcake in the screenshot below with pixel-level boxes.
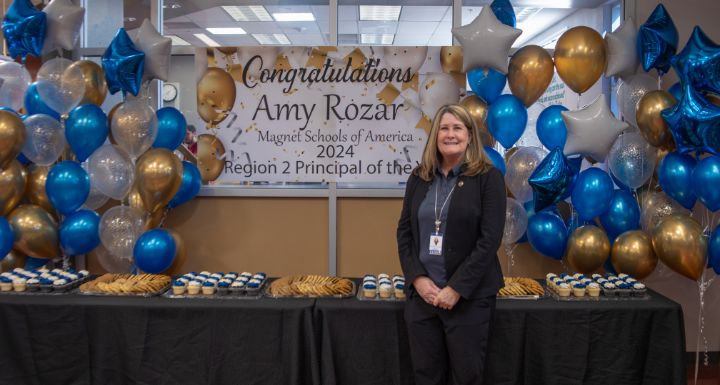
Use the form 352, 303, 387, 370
201, 281, 215, 295
217, 281, 230, 295
363, 281, 377, 298
172, 280, 186, 295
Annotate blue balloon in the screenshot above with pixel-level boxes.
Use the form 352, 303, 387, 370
483, 146, 505, 175
154, 107, 187, 150
637, 4, 678, 75
658, 151, 697, 209
599, 190, 640, 242
467, 67, 506, 104
487, 94, 527, 149
529, 147, 580, 212
24, 256, 47, 269
101, 28, 145, 96
0, 217, 14, 261
709, 225, 720, 274
46, 161, 90, 215
133, 229, 176, 274
571, 168, 614, 221
692, 155, 720, 211
668, 82, 682, 101
536, 105, 568, 151
59, 210, 100, 256
24, 82, 60, 120
671, 26, 720, 96
66, 104, 109, 162
1, 0, 46, 60
527, 212, 567, 260
662, 83, 720, 154
490, 0, 516, 27
168, 161, 202, 209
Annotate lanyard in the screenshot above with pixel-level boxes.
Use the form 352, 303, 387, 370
434, 180, 456, 234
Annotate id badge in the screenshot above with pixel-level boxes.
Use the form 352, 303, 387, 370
429, 232, 443, 255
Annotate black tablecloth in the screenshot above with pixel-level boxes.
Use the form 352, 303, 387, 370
314, 292, 686, 385
0, 294, 317, 385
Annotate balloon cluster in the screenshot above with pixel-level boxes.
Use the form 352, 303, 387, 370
0, 1, 196, 275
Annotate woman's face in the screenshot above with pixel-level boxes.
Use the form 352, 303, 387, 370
437, 112, 470, 161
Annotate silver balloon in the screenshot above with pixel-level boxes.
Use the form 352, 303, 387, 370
383, 47, 428, 75
641, 191, 690, 232
91, 243, 133, 273
22, 114, 66, 166
562, 96, 629, 162
0, 62, 31, 111
451, 6, 522, 73
99, 205, 145, 261
110, 99, 158, 159
42, 0, 85, 54
604, 18, 638, 79
617, 73, 657, 127
505, 146, 547, 203
419, 72, 461, 119
132, 19, 172, 83
87, 144, 135, 201
36, 57, 85, 114
608, 131, 657, 189
503, 197, 528, 244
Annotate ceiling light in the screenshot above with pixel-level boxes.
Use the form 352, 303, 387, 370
514, 7, 542, 24
360, 34, 394, 45
194, 33, 220, 47
163, 3, 181, 9
206, 27, 247, 35
359, 5, 401, 21
272, 12, 315, 22
222, 5, 273, 22
252, 33, 291, 45
165, 35, 190, 46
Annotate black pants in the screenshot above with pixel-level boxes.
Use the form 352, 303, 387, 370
404, 293, 496, 385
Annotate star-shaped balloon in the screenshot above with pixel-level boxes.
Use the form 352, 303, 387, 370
1, 0, 47, 59
671, 26, 720, 96
562, 97, 629, 162
490, 0, 516, 28
605, 18, 638, 78
42, 0, 85, 54
637, 4, 678, 75
662, 83, 720, 154
132, 19, 172, 83
451, 6, 521, 74
529, 147, 582, 212
102, 28, 145, 96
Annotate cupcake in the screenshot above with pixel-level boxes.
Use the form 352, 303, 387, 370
199, 270, 211, 276
362, 281, 377, 298
617, 282, 631, 297
618, 273, 629, 280
53, 278, 69, 292
206, 278, 218, 285
210, 273, 223, 280
557, 283, 571, 297
240, 272, 253, 279
602, 282, 616, 297
587, 282, 601, 297
591, 274, 602, 280
38, 278, 54, 292
394, 281, 406, 299
217, 281, 230, 295
246, 279, 261, 290
378, 273, 390, 280
201, 281, 216, 295
378, 282, 392, 298
78, 270, 89, 278
177, 277, 190, 285
26, 278, 40, 292
224, 272, 238, 280
362, 274, 376, 282
572, 283, 586, 297
13, 278, 26, 292
187, 280, 201, 295
172, 280, 186, 295
632, 282, 647, 297
254, 272, 267, 280
237, 276, 249, 284
230, 280, 245, 295
392, 274, 404, 282
625, 278, 637, 285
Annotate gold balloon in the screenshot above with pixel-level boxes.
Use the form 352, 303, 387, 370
107, 102, 123, 145
127, 185, 145, 213
0, 160, 27, 216
165, 229, 187, 276
26, 165, 53, 213
611, 230, 658, 279
0, 251, 26, 271
554, 26, 607, 94
508, 45, 554, 107
460, 95, 495, 147
67, 60, 108, 106
217, 47, 237, 56
565, 225, 610, 274
652, 214, 706, 281
8, 204, 60, 259
197, 134, 226, 183
636, 90, 676, 147
135, 149, 183, 213
0, 111, 26, 170
440, 46, 463, 74
197, 67, 236, 127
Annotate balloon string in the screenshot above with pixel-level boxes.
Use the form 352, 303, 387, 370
504, 243, 517, 275
695, 270, 716, 385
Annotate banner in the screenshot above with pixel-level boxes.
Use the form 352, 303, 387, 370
192, 47, 464, 184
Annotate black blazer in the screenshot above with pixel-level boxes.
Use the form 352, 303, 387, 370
397, 166, 506, 299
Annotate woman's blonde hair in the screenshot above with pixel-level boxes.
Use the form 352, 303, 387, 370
415, 104, 493, 181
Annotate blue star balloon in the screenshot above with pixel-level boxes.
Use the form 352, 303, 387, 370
529, 147, 581, 212
672, 26, 720, 95
662, 83, 720, 154
102, 28, 145, 96
637, 4, 678, 75
1, 0, 47, 59
490, 0, 516, 28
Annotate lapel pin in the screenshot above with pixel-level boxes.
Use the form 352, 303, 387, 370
458, 180, 464, 187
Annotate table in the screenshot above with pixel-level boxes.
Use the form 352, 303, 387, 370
0, 288, 685, 385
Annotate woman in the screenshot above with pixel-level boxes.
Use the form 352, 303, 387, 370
397, 104, 506, 385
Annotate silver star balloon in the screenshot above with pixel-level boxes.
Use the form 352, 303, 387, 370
451, 6, 522, 74
132, 19, 172, 82
562, 97, 629, 162
42, 0, 85, 54
605, 18, 638, 79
